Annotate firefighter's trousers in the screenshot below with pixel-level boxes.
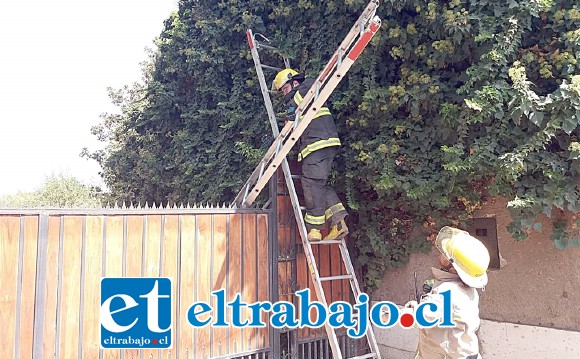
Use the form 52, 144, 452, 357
300, 147, 347, 231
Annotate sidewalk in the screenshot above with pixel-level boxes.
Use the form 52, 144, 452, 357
371, 303, 580, 358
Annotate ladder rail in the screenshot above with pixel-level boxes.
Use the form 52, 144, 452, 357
232, 30, 296, 208
338, 239, 382, 356
295, 11, 382, 126
295, 0, 379, 120
231, 121, 295, 207
245, 26, 346, 358
314, 0, 379, 85
246, 29, 284, 137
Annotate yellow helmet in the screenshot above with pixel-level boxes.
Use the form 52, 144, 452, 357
435, 226, 490, 288
272, 68, 299, 91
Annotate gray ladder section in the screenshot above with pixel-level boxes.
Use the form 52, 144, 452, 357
238, 2, 383, 358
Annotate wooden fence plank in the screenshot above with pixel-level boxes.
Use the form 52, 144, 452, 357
227, 214, 242, 355
277, 194, 293, 305
330, 244, 344, 303
125, 215, 144, 274
160, 214, 179, 359
278, 226, 292, 304
124, 215, 144, 359
195, 215, 212, 358
0, 216, 20, 359
319, 243, 332, 308
104, 215, 124, 359
277, 261, 289, 304
243, 214, 257, 351
81, 216, 104, 358
42, 216, 61, 357
105, 216, 124, 277
179, 215, 196, 358
277, 196, 292, 257
142, 215, 162, 359
257, 213, 270, 349
18, 216, 39, 359
310, 246, 325, 338
342, 245, 351, 317
296, 250, 307, 339
305, 246, 317, 339
58, 216, 83, 359
306, 242, 324, 339
329, 244, 346, 336
144, 214, 162, 277
212, 214, 228, 357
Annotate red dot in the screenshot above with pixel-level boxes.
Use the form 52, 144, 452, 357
153, 339, 158, 344
400, 313, 415, 328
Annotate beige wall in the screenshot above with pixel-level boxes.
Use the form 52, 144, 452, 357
372, 197, 580, 331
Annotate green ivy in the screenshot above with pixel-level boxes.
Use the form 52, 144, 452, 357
86, 0, 579, 291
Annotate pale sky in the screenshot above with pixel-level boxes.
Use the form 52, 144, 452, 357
0, 0, 178, 195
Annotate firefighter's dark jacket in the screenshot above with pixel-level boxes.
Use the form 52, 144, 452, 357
285, 78, 341, 161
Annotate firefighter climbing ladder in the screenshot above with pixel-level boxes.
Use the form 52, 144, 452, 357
232, 1, 382, 358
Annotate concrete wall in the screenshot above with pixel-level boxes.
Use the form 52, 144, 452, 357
371, 197, 580, 357
373, 197, 580, 331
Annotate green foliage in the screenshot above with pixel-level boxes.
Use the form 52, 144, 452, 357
341, 0, 579, 289
0, 173, 102, 208
87, 0, 579, 290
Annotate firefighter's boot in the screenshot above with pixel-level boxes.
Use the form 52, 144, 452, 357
307, 229, 322, 242
323, 219, 349, 241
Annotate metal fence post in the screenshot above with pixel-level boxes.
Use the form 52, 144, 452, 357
268, 172, 280, 359
32, 213, 49, 358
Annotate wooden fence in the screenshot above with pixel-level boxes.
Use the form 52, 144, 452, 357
0, 168, 362, 358
0, 209, 272, 359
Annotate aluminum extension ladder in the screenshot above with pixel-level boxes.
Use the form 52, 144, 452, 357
232, 2, 383, 359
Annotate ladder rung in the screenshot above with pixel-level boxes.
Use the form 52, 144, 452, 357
291, 174, 302, 179
261, 64, 283, 71
309, 239, 342, 244
348, 354, 378, 359
242, 183, 250, 203
256, 42, 277, 50
319, 274, 353, 282
258, 162, 266, 180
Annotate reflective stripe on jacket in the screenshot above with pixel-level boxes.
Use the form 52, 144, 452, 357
415, 267, 482, 359
286, 78, 341, 161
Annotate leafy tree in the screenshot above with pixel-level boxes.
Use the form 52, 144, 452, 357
87, 0, 580, 289
0, 173, 102, 208
84, 1, 378, 206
